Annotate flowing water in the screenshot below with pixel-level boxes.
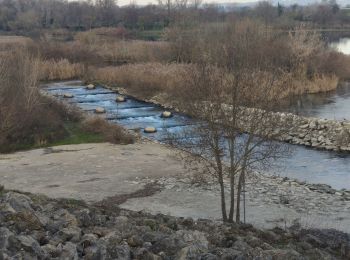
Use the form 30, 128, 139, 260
43, 81, 350, 190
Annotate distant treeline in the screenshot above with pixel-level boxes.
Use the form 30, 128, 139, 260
0, 0, 349, 34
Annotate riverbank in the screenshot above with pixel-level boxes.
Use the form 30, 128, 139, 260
1, 142, 350, 233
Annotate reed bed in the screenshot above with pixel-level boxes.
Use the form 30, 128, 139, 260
90, 62, 190, 98
0, 36, 32, 51
97, 40, 172, 63
90, 62, 341, 101
40, 39, 172, 66
40, 59, 85, 81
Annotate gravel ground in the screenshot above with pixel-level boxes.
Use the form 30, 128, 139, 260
1, 142, 349, 233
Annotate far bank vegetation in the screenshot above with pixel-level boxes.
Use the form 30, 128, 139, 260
8, 19, 345, 101
1, 13, 350, 152
81, 21, 350, 103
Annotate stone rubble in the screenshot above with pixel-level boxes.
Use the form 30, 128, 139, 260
126, 171, 350, 229
1, 186, 349, 259
272, 113, 350, 153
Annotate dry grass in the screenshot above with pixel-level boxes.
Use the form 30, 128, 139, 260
39, 59, 85, 81
75, 27, 130, 42
81, 117, 134, 144
89, 62, 191, 99
89, 62, 339, 102
0, 50, 72, 152
96, 40, 172, 64
39, 39, 172, 66
300, 75, 339, 94
0, 36, 33, 51
316, 51, 350, 81
74, 28, 171, 63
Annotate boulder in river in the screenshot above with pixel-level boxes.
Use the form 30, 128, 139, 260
63, 93, 73, 98
86, 84, 95, 90
161, 111, 172, 118
94, 107, 106, 114
116, 96, 126, 103
144, 127, 157, 133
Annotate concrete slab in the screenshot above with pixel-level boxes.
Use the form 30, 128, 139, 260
0, 142, 184, 202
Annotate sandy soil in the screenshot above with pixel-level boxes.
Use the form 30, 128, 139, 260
0, 142, 183, 202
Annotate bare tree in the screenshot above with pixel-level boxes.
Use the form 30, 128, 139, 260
169, 21, 293, 223
191, 0, 202, 9
158, 0, 173, 23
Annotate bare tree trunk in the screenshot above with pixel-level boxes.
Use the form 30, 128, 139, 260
228, 171, 235, 222
236, 170, 244, 223
216, 156, 227, 222
219, 172, 228, 222
243, 174, 246, 223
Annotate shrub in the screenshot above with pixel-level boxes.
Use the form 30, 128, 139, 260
81, 117, 134, 145
313, 51, 350, 81
0, 50, 82, 152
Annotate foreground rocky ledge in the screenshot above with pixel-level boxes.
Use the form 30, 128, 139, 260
1, 187, 349, 259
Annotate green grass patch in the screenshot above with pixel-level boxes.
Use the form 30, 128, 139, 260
1, 121, 105, 153
137, 29, 164, 41
50, 121, 104, 146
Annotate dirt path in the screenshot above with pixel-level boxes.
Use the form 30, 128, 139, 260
1, 142, 349, 233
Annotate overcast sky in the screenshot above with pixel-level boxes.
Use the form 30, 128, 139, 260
117, 0, 257, 6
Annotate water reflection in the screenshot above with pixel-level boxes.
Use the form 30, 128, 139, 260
283, 38, 350, 119
283, 82, 350, 120
330, 37, 350, 55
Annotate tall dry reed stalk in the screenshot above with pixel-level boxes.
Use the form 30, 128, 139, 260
89, 62, 191, 98
40, 59, 85, 81
89, 62, 341, 102
39, 39, 172, 66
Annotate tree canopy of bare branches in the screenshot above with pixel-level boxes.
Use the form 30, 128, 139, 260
169, 21, 293, 223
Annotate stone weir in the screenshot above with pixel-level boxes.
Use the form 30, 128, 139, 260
107, 85, 350, 153
273, 112, 350, 152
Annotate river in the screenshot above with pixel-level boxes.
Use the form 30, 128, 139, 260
281, 38, 350, 120
43, 78, 350, 190
330, 37, 350, 55
285, 82, 350, 121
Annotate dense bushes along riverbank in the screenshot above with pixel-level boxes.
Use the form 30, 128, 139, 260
0, 49, 134, 153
